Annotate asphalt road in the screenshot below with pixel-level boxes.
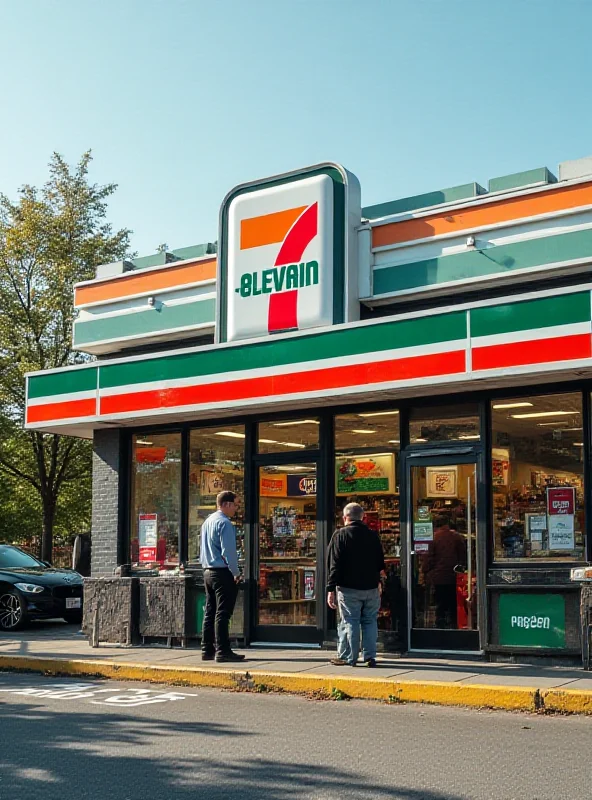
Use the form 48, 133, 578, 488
0, 671, 588, 800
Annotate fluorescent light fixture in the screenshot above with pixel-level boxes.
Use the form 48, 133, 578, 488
215, 431, 246, 439
351, 429, 377, 434
280, 442, 306, 448
388, 440, 400, 444
573, 442, 584, 447
458, 435, 480, 440
511, 411, 580, 419
135, 440, 153, 446
358, 410, 400, 417
258, 439, 277, 444
412, 438, 428, 443
538, 421, 569, 427
272, 419, 319, 427
492, 402, 534, 410
564, 427, 584, 431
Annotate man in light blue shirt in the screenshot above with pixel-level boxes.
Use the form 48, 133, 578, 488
200, 491, 245, 663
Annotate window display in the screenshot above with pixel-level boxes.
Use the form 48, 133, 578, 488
491, 393, 585, 561
258, 464, 317, 626
188, 426, 245, 565
257, 418, 319, 453
130, 432, 181, 569
334, 410, 401, 634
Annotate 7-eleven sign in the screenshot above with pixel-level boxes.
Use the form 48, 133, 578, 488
218, 164, 360, 343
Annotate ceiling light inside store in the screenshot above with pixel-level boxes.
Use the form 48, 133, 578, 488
358, 411, 400, 417
538, 421, 570, 427
388, 440, 400, 444
280, 442, 306, 448
272, 420, 319, 427
492, 402, 534, 410
412, 438, 428, 443
215, 431, 246, 438
351, 429, 377, 434
573, 442, 584, 447
459, 435, 480, 440
258, 439, 277, 444
511, 411, 580, 419
135, 440, 153, 446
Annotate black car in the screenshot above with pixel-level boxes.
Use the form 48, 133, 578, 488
0, 545, 84, 631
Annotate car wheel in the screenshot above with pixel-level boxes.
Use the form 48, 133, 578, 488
63, 611, 83, 625
0, 590, 27, 631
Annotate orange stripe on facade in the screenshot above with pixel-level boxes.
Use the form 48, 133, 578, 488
240, 206, 307, 250
372, 180, 592, 249
74, 258, 217, 307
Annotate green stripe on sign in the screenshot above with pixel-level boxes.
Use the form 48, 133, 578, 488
28, 366, 98, 400
73, 298, 216, 346
470, 292, 590, 339
373, 227, 592, 296
100, 311, 467, 390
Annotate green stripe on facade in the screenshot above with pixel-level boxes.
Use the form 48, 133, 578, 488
27, 366, 98, 400
488, 167, 556, 194
373, 228, 592, 296
99, 311, 466, 391
73, 298, 216, 347
363, 183, 486, 219
470, 292, 590, 339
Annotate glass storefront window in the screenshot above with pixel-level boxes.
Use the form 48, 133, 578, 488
491, 393, 585, 561
188, 426, 245, 564
257, 418, 319, 453
409, 404, 480, 444
130, 432, 181, 569
335, 409, 400, 452
258, 463, 317, 626
334, 411, 401, 634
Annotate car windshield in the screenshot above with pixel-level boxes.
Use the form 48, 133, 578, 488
0, 546, 43, 569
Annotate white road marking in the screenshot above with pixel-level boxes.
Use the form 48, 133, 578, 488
0, 681, 198, 705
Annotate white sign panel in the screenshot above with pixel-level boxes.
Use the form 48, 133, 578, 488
226, 175, 334, 342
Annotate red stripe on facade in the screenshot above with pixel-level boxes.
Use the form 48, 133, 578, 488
268, 290, 298, 332
26, 397, 96, 424
99, 350, 466, 416
472, 333, 591, 371
274, 203, 318, 267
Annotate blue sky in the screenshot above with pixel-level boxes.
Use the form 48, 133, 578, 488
1, 0, 592, 256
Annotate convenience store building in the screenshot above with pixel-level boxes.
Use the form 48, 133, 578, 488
25, 158, 592, 658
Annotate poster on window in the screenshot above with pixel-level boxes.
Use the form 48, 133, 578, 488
139, 513, 158, 562
426, 466, 458, 498
287, 475, 317, 497
492, 448, 510, 486
336, 454, 395, 495
200, 470, 226, 496
304, 570, 315, 599
547, 488, 576, 550
260, 474, 287, 497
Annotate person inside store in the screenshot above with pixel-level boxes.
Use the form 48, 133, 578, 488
200, 490, 246, 663
423, 514, 466, 629
326, 502, 386, 667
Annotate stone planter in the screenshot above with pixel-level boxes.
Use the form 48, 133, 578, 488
138, 576, 199, 646
83, 577, 139, 646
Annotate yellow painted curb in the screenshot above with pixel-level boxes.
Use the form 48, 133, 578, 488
540, 688, 592, 715
0, 654, 545, 712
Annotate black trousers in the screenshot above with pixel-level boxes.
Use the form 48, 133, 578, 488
202, 568, 238, 654
434, 584, 457, 629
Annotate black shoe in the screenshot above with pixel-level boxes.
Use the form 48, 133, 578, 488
365, 658, 377, 668
201, 651, 215, 661
215, 651, 246, 663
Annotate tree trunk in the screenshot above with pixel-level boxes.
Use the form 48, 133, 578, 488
41, 499, 55, 563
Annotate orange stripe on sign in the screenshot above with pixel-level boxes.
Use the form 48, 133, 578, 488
26, 397, 96, 424
472, 333, 591, 371
373, 180, 592, 248
74, 258, 217, 307
100, 351, 466, 416
240, 206, 307, 250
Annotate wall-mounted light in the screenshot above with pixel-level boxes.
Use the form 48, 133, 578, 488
466, 235, 476, 249
147, 296, 155, 306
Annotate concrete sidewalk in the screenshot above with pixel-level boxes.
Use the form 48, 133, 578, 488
1, 620, 592, 713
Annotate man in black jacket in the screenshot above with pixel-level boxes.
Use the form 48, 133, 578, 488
327, 503, 386, 667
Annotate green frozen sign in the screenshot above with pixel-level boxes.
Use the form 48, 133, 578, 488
498, 593, 566, 649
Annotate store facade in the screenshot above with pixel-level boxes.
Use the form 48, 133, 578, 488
25, 159, 592, 659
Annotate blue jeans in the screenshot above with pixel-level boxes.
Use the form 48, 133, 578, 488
337, 586, 380, 665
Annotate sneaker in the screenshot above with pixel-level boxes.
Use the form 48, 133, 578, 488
201, 651, 215, 661
365, 658, 377, 668
215, 651, 246, 663
330, 658, 355, 666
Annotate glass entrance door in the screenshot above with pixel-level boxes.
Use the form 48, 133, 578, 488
255, 462, 319, 641
408, 457, 480, 651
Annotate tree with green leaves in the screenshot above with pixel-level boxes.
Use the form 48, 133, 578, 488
0, 151, 131, 561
